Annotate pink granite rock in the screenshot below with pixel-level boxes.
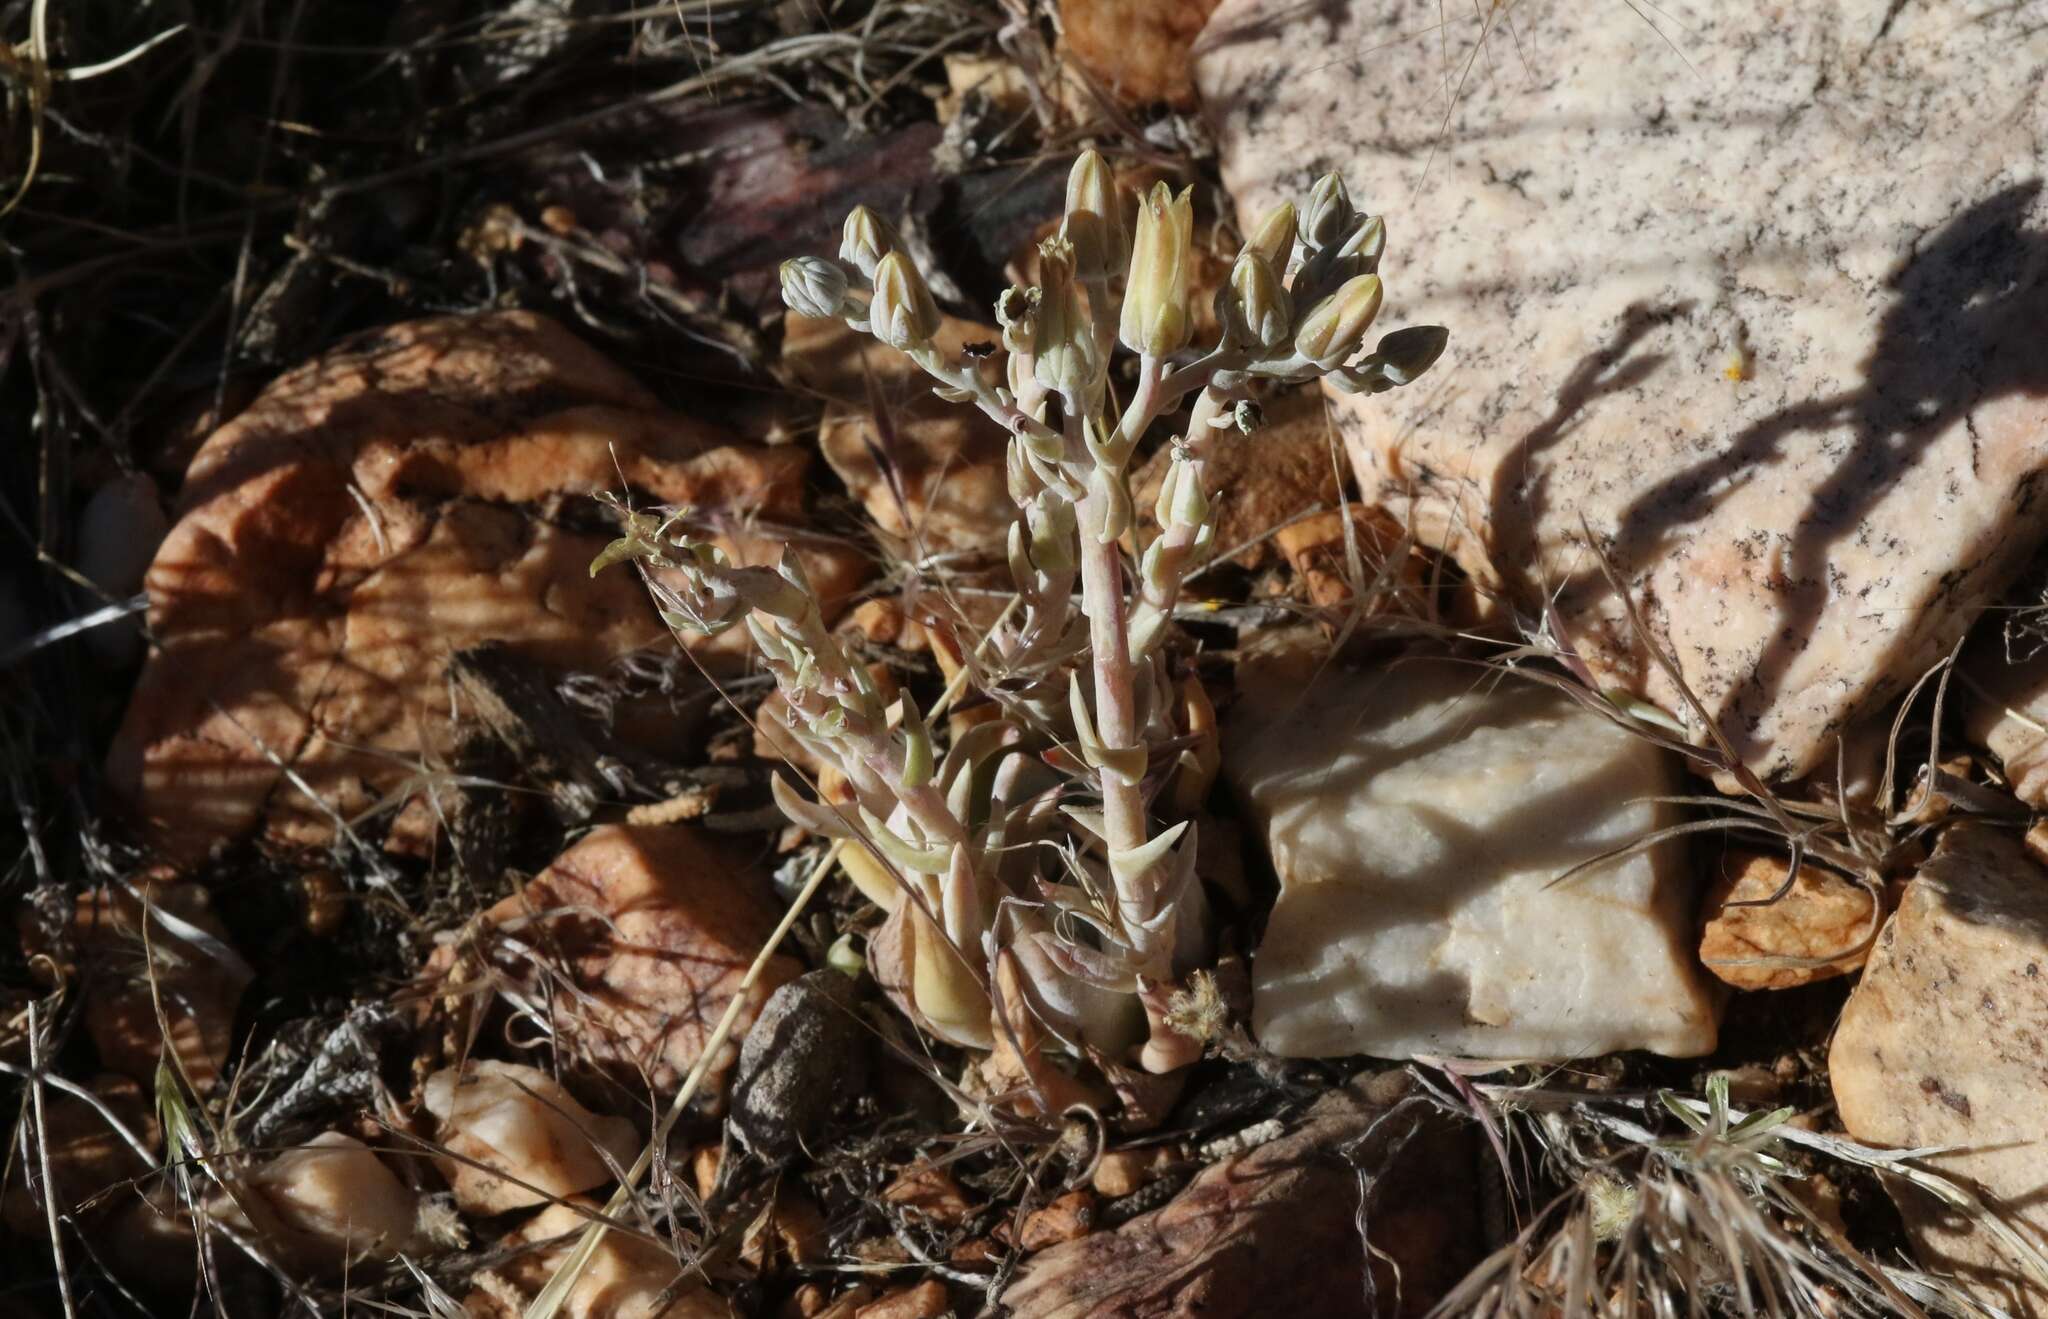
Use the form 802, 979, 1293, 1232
1831, 827, 2048, 1317
1195, 0, 2048, 781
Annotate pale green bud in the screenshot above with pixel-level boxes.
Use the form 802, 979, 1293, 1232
1006, 437, 1038, 504
1301, 173, 1357, 251
839, 205, 900, 278
1293, 272, 1383, 369
1374, 324, 1449, 385
1119, 182, 1195, 359
1243, 200, 1297, 270
1162, 457, 1208, 529
1338, 214, 1385, 270
1222, 250, 1291, 350
1062, 149, 1128, 280
1032, 237, 1101, 397
868, 251, 941, 350
1084, 464, 1133, 544
780, 256, 850, 320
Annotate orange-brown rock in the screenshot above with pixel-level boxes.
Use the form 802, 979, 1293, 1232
783, 314, 1010, 557
1831, 827, 2048, 1317
1089, 1147, 1172, 1200
20, 884, 248, 1089
212, 1131, 428, 1275
111, 311, 865, 864
1698, 849, 1882, 991
1963, 648, 2048, 808
852, 1281, 949, 1319
1003, 1072, 1476, 1318
1133, 386, 1348, 571
882, 1159, 974, 1226
1061, 0, 1222, 107
0, 1074, 155, 1235
1017, 1190, 1097, 1251
436, 824, 798, 1097
1274, 504, 1419, 609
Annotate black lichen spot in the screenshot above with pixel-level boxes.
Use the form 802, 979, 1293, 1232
1919, 1075, 1973, 1119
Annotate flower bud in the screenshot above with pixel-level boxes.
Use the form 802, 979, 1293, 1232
1119, 182, 1195, 359
779, 256, 850, 320
1374, 324, 1449, 385
1232, 399, 1264, 434
1300, 173, 1357, 251
1221, 250, 1291, 350
1063, 150, 1128, 281
868, 251, 941, 350
1293, 272, 1383, 369
1336, 214, 1385, 270
1163, 457, 1208, 530
840, 205, 900, 278
1243, 201, 1297, 270
1032, 238, 1101, 397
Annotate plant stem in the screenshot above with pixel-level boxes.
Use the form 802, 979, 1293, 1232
1130, 382, 1238, 656
1079, 354, 1201, 1073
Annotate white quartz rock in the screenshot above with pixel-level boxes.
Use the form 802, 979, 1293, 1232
1195, 0, 2048, 782
1226, 640, 1718, 1060
1830, 827, 2048, 1317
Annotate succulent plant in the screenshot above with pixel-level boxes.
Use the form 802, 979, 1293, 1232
600, 153, 1446, 1082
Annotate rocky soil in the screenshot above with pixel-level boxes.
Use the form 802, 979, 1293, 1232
3, 2, 2046, 1317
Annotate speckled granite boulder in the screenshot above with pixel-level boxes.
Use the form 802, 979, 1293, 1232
1830, 827, 2048, 1317
1195, 0, 2048, 781
1225, 637, 1718, 1060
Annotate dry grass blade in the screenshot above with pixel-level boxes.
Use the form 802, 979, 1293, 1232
519, 839, 842, 1319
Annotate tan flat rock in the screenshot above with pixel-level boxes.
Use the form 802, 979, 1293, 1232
1831, 826, 2048, 1316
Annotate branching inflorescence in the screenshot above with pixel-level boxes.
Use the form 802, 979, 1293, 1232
598, 155, 1445, 1085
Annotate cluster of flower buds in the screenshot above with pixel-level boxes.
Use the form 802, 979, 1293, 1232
738, 157, 1451, 1079
1213, 173, 1447, 391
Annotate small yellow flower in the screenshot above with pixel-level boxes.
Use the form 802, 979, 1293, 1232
1033, 237, 1101, 397
1119, 182, 1195, 359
